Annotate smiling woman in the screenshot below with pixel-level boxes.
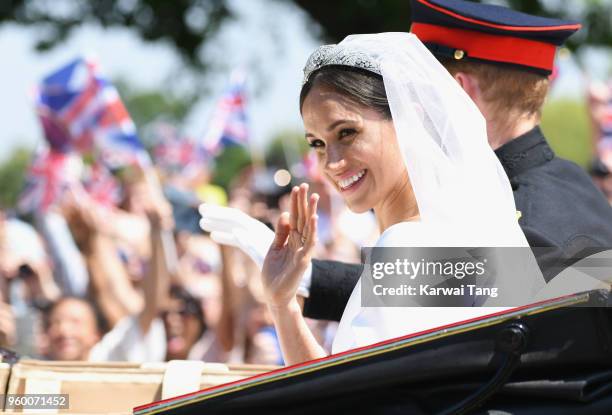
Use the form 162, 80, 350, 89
299, 67, 418, 229
257, 33, 537, 366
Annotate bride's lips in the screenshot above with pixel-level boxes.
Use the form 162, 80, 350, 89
337, 169, 367, 194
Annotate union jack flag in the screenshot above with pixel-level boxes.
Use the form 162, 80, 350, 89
36, 57, 149, 167
154, 138, 201, 172
82, 162, 122, 208
201, 69, 249, 154
18, 149, 81, 213
150, 122, 203, 172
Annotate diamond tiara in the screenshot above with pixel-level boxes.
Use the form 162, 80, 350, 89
302, 43, 382, 86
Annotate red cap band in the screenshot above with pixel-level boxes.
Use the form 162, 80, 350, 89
412, 22, 557, 72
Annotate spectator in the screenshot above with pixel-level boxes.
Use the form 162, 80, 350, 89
43, 297, 104, 361
51, 170, 174, 362
162, 285, 207, 361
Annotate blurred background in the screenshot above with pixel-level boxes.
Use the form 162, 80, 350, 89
0, 0, 611, 365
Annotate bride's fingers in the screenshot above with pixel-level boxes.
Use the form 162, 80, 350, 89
271, 212, 291, 250
308, 193, 319, 221
297, 183, 308, 233
302, 213, 318, 255
303, 192, 319, 240
290, 187, 299, 231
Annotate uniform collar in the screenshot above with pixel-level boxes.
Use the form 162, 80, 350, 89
494, 126, 555, 178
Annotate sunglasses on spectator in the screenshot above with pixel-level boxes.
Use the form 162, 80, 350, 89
160, 305, 199, 318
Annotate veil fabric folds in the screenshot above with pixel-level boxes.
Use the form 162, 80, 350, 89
337, 33, 520, 230
323, 33, 545, 353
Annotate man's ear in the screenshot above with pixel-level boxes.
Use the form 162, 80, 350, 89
453, 72, 481, 102
453, 71, 487, 116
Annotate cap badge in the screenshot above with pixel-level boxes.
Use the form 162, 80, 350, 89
454, 49, 465, 60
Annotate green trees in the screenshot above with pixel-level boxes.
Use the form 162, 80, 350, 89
0, 0, 232, 70
4, 1, 612, 74
0, 149, 31, 209
541, 99, 593, 168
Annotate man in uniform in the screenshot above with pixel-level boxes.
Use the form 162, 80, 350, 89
201, 0, 612, 323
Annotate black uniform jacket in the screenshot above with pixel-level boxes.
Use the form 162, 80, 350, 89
303, 126, 612, 321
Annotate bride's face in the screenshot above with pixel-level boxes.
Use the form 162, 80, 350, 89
302, 83, 407, 213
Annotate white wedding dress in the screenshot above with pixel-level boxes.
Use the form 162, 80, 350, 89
332, 221, 519, 354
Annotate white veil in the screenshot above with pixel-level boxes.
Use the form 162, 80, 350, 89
332, 33, 520, 231
306, 33, 546, 353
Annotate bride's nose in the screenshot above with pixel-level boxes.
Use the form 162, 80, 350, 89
325, 145, 347, 172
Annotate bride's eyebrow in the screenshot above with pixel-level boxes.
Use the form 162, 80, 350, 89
304, 119, 355, 139
326, 119, 353, 132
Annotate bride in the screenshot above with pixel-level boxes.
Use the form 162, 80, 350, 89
204, 33, 544, 365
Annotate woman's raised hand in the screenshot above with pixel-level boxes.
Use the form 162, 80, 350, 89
262, 183, 319, 309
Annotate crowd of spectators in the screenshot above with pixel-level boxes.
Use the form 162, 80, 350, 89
0, 160, 377, 366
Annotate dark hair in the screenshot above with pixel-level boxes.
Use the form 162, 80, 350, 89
300, 66, 391, 119
169, 284, 207, 338
43, 296, 110, 335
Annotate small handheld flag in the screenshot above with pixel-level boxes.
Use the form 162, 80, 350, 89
201, 69, 249, 154
18, 149, 81, 213
151, 122, 203, 173
36, 57, 149, 167
82, 162, 122, 208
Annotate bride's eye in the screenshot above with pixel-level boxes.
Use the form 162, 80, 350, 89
308, 139, 325, 148
338, 128, 356, 139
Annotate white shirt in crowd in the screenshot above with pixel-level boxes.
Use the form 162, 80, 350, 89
88, 316, 166, 362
